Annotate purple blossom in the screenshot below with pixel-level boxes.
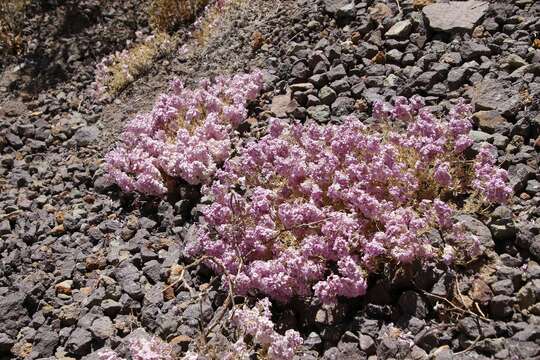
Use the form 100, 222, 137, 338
105, 70, 264, 194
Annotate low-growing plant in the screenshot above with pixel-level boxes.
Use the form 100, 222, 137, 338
99, 336, 173, 360
149, 0, 210, 33
93, 32, 175, 99
186, 97, 512, 304
99, 298, 302, 360
0, 0, 29, 56
105, 70, 264, 194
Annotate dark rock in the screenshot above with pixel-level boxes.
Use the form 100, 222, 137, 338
491, 279, 514, 296
398, 291, 428, 319
292, 61, 311, 81
327, 64, 347, 82
33, 325, 59, 357
489, 295, 514, 320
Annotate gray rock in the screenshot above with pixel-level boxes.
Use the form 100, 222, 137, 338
304, 332, 323, 351
0, 332, 14, 353
327, 64, 347, 82
517, 280, 540, 310
423, 1, 489, 33
292, 61, 310, 81
101, 299, 122, 317
65, 328, 93, 356
491, 279, 514, 296
447, 68, 467, 89
0, 220, 11, 235
336, 2, 355, 21
531, 237, 540, 262
385, 20, 412, 39
6, 133, 23, 149
307, 105, 331, 123
0, 292, 30, 338
472, 79, 522, 116
323, 0, 353, 15
430, 346, 453, 360
525, 179, 540, 194
455, 214, 494, 250
386, 49, 403, 63
72, 126, 99, 146
508, 163, 536, 193
319, 86, 337, 105
461, 41, 491, 60
332, 97, 355, 116
359, 334, 376, 355
91, 316, 114, 340
33, 325, 59, 357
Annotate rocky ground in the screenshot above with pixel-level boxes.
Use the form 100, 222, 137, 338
0, 0, 539, 359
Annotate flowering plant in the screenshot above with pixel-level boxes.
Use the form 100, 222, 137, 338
228, 298, 303, 360
99, 337, 173, 360
105, 70, 263, 195
187, 97, 511, 304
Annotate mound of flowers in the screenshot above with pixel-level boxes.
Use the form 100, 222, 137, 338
187, 97, 512, 304
105, 70, 263, 195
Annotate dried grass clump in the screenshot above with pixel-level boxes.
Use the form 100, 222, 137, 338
149, 0, 210, 33
0, 0, 29, 55
93, 33, 175, 99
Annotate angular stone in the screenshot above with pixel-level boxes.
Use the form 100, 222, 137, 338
323, 0, 353, 15
385, 20, 413, 39
319, 86, 337, 105
307, 105, 331, 123
423, 1, 488, 33
472, 79, 522, 116
292, 61, 310, 80
473, 110, 507, 134
454, 214, 493, 250
91, 316, 114, 339
332, 97, 355, 116
72, 126, 99, 146
65, 328, 92, 356
270, 92, 298, 118
469, 278, 493, 305
327, 64, 347, 82
461, 41, 491, 60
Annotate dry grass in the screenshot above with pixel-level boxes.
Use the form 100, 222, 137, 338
0, 0, 30, 55
148, 0, 210, 33
100, 33, 175, 97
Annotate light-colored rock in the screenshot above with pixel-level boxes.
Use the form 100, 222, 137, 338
423, 1, 488, 33
385, 20, 412, 38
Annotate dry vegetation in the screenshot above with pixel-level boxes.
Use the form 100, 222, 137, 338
0, 0, 29, 56
149, 0, 210, 32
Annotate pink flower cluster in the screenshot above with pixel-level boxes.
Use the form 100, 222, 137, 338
473, 143, 512, 203
99, 336, 173, 360
105, 70, 264, 194
186, 97, 511, 304
230, 298, 303, 360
